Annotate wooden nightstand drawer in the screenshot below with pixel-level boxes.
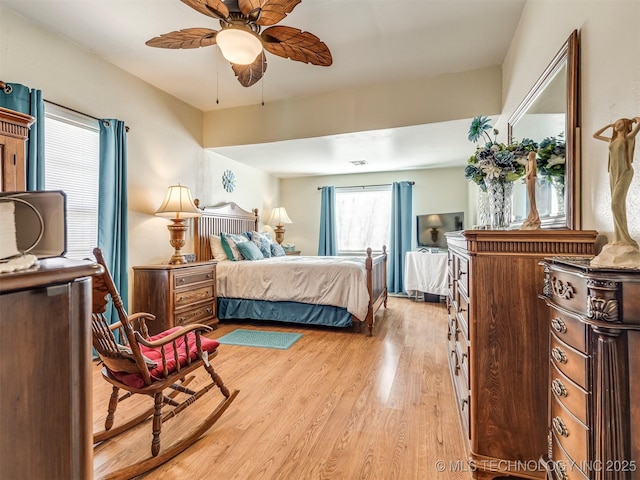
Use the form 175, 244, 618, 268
551, 396, 589, 475
175, 302, 216, 326
174, 267, 214, 288
550, 332, 589, 390
551, 433, 589, 480
548, 269, 588, 317
550, 309, 586, 353
550, 362, 588, 426
174, 285, 214, 308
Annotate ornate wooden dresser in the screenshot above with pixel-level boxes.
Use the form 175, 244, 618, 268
540, 257, 640, 480
445, 230, 598, 480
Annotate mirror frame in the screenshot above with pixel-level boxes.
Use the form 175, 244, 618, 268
508, 29, 580, 229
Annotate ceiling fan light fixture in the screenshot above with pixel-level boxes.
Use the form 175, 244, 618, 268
216, 27, 262, 65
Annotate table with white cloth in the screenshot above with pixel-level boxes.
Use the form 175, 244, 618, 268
404, 251, 449, 300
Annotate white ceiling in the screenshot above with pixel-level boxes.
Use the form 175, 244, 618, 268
3, 0, 527, 177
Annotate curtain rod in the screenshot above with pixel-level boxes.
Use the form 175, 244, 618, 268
45, 100, 130, 132
317, 181, 415, 190
1, 81, 129, 132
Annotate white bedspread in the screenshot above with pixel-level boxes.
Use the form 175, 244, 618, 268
216, 256, 370, 320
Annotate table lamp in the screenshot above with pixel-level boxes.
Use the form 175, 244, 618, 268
270, 207, 292, 244
426, 214, 443, 245
155, 184, 201, 264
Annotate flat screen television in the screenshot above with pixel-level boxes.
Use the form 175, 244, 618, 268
416, 212, 464, 249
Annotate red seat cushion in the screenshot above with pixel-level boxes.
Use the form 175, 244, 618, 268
109, 327, 220, 389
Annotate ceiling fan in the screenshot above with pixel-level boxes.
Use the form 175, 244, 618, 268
146, 0, 332, 87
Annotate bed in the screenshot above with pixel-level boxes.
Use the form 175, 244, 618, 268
193, 202, 387, 335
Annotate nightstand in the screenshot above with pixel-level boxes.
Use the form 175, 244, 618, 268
285, 251, 301, 256
132, 260, 217, 336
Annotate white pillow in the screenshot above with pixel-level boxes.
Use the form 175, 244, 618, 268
209, 235, 228, 261
0, 201, 20, 260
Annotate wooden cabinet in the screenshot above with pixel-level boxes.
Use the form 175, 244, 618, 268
445, 230, 597, 480
540, 258, 640, 480
0, 107, 35, 192
0, 257, 103, 480
132, 261, 217, 336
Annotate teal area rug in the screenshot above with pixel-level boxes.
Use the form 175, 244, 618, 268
217, 329, 303, 350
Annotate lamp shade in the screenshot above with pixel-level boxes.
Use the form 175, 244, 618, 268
425, 214, 442, 228
216, 27, 263, 65
154, 185, 201, 219
270, 207, 293, 225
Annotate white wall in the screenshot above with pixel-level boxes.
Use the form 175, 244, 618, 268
0, 6, 277, 274
501, 0, 640, 240
279, 167, 467, 255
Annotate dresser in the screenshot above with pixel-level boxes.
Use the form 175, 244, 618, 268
540, 258, 640, 480
132, 261, 217, 336
0, 257, 102, 480
445, 230, 598, 480
0, 107, 35, 192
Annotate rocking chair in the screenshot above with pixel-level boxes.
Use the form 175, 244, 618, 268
90, 247, 238, 479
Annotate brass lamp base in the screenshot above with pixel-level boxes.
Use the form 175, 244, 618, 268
274, 224, 285, 244
167, 219, 188, 264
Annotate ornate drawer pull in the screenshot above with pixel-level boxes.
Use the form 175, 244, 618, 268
178, 278, 186, 284
551, 347, 567, 364
458, 306, 467, 313
552, 416, 568, 437
461, 398, 469, 411
206, 273, 212, 279
451, 351, 460, 374
551, 317, 567, 334
206, 308, 212, 314
458, 271, 467, 278
556, 462, 568, 480
551, 379, 568, 397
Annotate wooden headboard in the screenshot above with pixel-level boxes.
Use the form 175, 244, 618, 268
193, 201, 259, 261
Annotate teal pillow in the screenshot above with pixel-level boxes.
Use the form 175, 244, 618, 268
221, 232, 249, 261
271, 242, 286, 257
236, 240, 265, 261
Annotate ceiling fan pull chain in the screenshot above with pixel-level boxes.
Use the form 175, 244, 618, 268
261, 54, 265, 106
216, 48, 220, 105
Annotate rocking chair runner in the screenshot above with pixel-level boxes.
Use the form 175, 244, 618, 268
91, 247, 238, 479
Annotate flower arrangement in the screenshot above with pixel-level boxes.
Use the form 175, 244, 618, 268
464, 116, 536, 190
536, 134, 566, 183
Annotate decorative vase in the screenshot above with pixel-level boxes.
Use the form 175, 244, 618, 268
485, 178, 514, 229
478, 189, 490, 227
551, 176, 565, 215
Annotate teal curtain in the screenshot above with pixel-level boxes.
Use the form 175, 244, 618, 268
98, 119, 129, 323
318, 186, 338, 256
0, 83, 45, 190
388, 181, 413, 293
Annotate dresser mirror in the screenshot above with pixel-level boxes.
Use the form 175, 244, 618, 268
508, 30, 579, 229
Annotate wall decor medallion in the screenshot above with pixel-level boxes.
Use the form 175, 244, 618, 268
222, 170, 236, 192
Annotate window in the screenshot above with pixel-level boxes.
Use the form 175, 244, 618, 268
44, 103, 100, 260
335, 185, 391, 255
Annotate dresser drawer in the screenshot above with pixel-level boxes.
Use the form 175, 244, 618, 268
174, 285, 214, 308
550, 332, 589, 390
174, 302, 216, 326
549, 309, 586, 353
551, 396, 589, 472
174, 267, 215, 288
551, 432, 589, 480
456, 256, 469, 295
550, 362, 588, 426
456, 291, 469, 339
548, 269, 588, 317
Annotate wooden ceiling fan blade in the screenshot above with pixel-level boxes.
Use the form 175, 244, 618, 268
146, 28, 218, 49
238, 0, 301, 26
181, 0, 230, 20
231, 52, 268, 87
262, 26, 332, 66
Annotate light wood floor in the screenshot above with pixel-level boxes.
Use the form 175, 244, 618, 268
92, 296, 471, 480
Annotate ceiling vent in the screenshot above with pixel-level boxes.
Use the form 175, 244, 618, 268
350, 160, 368, 166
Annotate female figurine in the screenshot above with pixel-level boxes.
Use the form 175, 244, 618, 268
521, 150, 541, 229
593, 117, 640, 247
